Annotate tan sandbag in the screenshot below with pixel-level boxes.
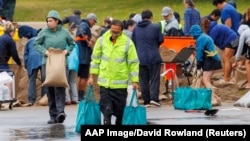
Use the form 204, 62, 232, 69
42, 48, 69, 88
159, 47, 177, 62
234, 90, 250, 108
191, 75, 203, 88
211, 87, 221, 106
38, 94, 48, 106
234, 67, 247, 89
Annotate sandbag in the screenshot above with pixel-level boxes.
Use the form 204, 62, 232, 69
234, 90, 250, 108
159, 47, 177, 62
234, 67, 247, 89
42, 48, 69, 88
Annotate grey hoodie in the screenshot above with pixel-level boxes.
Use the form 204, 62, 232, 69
235, 25, 250, 61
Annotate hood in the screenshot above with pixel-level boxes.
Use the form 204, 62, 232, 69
238, 24, 249, 35
137, 20, 151, 27
190, 24, 203, 39
46, 10, 62, 24
18, 25, 38, 39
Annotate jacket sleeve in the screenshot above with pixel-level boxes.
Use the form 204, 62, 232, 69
127, 40, 139, 83
235, 33, 245, 61
10, 39, 21, 65
90, 38, 102, 75
34, 30, 46, 55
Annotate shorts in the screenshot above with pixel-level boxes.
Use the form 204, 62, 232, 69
245, 46, 250, 60
78, 64, 90, 78
202, 57, 222, 71
225, 38, 238, 50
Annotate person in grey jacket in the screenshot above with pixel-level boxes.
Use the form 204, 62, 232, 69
233, 24, 250, 88
34, 10, 75, 124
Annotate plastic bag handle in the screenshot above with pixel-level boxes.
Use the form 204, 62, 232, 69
129, 89, 139, 106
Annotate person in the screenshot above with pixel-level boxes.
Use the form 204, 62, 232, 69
122, 19, 136, 39
201, 18, 238, 83
75, 13, 97, 101
65, 43, 79, 105
190, 24, 222, 94
87, 19, 139, 125
132, 9, 163, 107
241, 7, 250, 27
0, 21, 21, 98
183, 0, 201, 36
34, 10, 75, 124
233, 25, 250, 88
200, 9, 221, 24
18, 25, 47, 105
61, 9, 81, 37
99, 16, 113, 36
0, 0, 16, 21
0, 21, 21, 69
212, 0, 240, 34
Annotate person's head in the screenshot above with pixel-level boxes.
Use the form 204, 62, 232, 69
109, 19, 123, 40
103, 16, 113, 28
129, 13, 136, 20
190, 24, 203, 39
212, 0, 226, 10
4, 21, 15, 36
46, 10, 62, 30
200, 18, 211, 34
123, 19, 136, 31
244, 7, 250, 22
238, 24, 250, 35
183, 0, 195, 8
161, 6, 173, 21
73, 10, 81, 16
86, 13, 98, 27
210, 9, 221, 21
18, 25, 38, 39
141, 9, 153, 21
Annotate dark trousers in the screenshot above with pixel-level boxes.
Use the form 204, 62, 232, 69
139, 64, 161, 104
99, 86, 127, 125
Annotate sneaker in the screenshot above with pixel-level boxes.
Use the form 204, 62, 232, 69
150, 100, 161, 106
56, 113, 66, 123
47, 119, 57, 124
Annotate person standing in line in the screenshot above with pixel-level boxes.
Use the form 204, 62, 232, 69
34, 10, 75, 124
99, 16, 113, 36
183, 0, 201, 36
18, 25, 47, 105
132, 9, 163, 107
233, 25, 250, 89
62, 9, 81, 37
122, 19, 136, 39
212, 0, 240, 34
65, 43, 79, 105
88, 19, 139, 125
75, 13, 97, 101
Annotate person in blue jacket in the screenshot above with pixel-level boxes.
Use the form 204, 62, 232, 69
19, 25, 47, 105
190, 24, 222, 89
201, 18, 238, 83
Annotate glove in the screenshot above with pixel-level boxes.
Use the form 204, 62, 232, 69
196, 69, 202, 77
204, 50, 218, 57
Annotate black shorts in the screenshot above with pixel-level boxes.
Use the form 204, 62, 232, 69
78, 64, 90, 78
225, 38, 239, 50
202, 57, 222, 71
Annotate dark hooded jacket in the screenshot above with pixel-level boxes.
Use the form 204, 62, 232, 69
132, 20, 163, 65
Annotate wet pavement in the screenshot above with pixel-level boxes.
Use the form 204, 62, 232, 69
0, 102, 249, 140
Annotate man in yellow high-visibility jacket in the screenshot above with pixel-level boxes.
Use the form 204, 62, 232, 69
88, 19, 139, 125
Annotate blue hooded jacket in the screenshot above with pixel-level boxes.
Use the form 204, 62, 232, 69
208, 21, 238, 50
190, 25, 220, 63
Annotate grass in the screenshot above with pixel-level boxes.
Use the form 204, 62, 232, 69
14, 0, 250, 26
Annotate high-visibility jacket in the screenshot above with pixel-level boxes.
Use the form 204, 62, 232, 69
90, 30, 139, 89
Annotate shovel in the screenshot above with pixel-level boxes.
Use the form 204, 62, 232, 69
185, 109, 219, 116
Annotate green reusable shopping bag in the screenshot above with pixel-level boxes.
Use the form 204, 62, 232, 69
75, 85, 101, 133
122, 89, 147, 125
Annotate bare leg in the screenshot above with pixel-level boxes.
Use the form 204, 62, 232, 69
223, 48, 235, 82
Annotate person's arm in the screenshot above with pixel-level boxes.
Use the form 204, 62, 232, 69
9, 39, 21, 65
34, 29, 47, 55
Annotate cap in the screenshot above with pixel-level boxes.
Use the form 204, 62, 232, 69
87, 13, 98, 23
132, 14, 142, 24
46, 10, 62, 24
161, 6, 172, 16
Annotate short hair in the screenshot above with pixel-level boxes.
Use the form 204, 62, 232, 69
210, 9, 221, 17
212, 0, 225, 6
141, 9, 153, 20
184, 0, 195, 8
73, 10, 81, 15
4, 21, 15, 33
110, 19, 124, 30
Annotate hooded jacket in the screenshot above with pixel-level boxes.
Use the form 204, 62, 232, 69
132, 20, 163, 65
190, 25, 220, 63
208, 21, 238, 50
235, 25, 250, 60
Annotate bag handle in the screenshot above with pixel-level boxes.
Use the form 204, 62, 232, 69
129, 89, 139, 106
85, 85, 96, 102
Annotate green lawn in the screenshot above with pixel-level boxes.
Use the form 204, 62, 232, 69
14, 0, 250, 26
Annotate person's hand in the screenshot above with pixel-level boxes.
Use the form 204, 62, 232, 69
45, 50, 50, 57
63, 50, 68, 55
232, 61, 238, 68
132, 82, 139, 90
87, 75, 94, 86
